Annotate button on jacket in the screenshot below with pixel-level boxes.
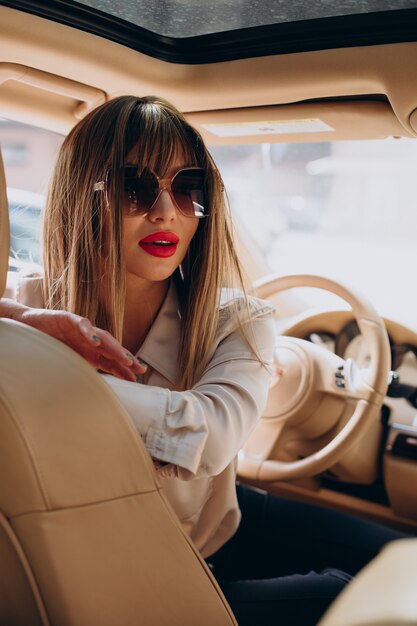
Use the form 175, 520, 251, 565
17, 277, 275, 558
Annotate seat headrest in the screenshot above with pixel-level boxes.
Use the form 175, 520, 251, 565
0, 147, 9, 297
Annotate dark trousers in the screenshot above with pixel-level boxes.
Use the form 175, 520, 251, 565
208, 484, 408, 626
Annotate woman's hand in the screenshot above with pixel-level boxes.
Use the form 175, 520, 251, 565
20, 307, 147, 382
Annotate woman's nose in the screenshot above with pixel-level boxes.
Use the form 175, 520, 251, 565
148, 189, 177, 221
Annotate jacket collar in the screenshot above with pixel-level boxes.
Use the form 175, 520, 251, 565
136, 281, 181, 385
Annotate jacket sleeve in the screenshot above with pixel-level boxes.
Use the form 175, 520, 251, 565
102, 312, 275, 480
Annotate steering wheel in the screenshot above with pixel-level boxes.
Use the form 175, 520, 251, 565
238, 274, 391, 482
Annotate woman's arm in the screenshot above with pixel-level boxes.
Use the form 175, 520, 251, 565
103, 313, 276, 478
0, 298, 146, 382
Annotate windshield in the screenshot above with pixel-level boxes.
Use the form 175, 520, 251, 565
210, 138, 417, 331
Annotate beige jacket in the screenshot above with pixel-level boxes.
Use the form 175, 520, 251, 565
17, 277, 275, 558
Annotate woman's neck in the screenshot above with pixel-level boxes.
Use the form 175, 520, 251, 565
123, 275, 170, 355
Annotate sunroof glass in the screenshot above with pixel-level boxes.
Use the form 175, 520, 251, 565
75, 0, 417, 38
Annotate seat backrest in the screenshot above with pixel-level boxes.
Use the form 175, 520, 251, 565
319, 538, 417, 626
0, 147, 237, 626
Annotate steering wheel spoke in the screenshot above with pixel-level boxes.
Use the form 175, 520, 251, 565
319, 358, 377, 403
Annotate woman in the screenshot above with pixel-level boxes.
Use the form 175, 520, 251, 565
2, 96, 406, 626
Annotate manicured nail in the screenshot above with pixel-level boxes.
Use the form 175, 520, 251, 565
125, 352, 134, 360
138, 359, 147, 369
92, 335, 101, 342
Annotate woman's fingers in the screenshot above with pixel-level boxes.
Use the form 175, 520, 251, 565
96, 354, 138, 382
78, 317, 103, 346
84, 325, 147, 375
23, 309, 147, 381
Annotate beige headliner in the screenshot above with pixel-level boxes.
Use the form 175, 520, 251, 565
1, 5, 417, 142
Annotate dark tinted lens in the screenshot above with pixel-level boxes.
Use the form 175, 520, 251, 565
123, 167, 158, 216
172, 169, 207, 217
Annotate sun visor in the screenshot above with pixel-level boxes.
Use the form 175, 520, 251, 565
188, 100, 415, 145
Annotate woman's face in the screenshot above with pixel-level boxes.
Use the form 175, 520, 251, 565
121, 148, 200, 285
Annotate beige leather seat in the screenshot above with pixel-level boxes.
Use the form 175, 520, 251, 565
319, 538, 417, 626
0, 147, 237, 625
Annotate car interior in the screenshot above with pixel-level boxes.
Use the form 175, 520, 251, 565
1, 1, 417, 624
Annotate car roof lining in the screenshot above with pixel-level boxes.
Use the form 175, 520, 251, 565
1, 5, 417, 142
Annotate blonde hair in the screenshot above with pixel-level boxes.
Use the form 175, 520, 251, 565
43, 95, 252, 389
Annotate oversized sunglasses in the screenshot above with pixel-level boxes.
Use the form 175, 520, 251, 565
93, 166, 208, 218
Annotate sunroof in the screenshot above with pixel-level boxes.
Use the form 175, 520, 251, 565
4, 0, 417, 63
75, 0, 417, 38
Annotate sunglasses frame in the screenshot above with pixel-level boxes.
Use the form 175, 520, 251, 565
93, 166, 208, 218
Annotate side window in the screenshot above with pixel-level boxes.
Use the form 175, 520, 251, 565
0, 118, 64, 274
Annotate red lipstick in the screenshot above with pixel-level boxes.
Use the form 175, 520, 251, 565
139, 231, 180, 258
